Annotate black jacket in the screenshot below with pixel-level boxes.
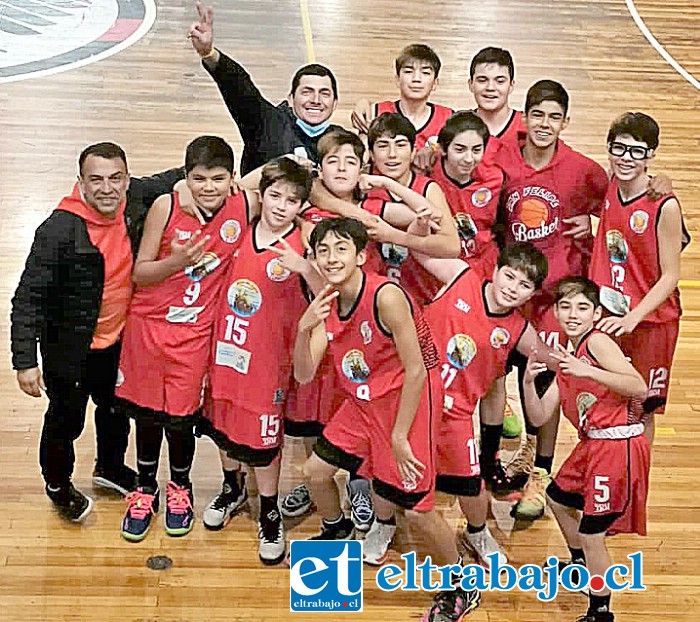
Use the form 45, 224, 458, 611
204, 51, 342, 174
10, 168, 185, 377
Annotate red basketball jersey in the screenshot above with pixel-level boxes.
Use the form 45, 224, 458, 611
325, 271, 439, 403
128, 193, 250, 332
430, 157, 503, 264
483, 109, 526, 156
589, 180, 689, 323
300, 197, 386, 225
494, 138, 608, 298
557, 330, 644, 436
209, 221, 307, 412
424, 268, 527, 417
375, 100, 453, 151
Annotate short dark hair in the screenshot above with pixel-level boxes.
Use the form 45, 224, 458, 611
310, 217, 368, 253
78, 142, 128, 175
367, 113, 417, 150
259, 157, 313, 203
318, 129, 366, 164
290, 63, 338, 100
606, 112, 660, 151
497, 242, 548, 289
525, 80, 569, 115
185, 136, 234, 174
395, 44, 442, 77
555, 276, 600, 307
437, 111, 490, 152
469, 47, 515, 80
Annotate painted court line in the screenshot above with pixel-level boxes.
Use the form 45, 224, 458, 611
299, 0, 316, 63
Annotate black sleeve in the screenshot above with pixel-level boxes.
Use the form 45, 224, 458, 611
491, 171, 508, 250
10, 217, 64, 370
203, 50, 278, 142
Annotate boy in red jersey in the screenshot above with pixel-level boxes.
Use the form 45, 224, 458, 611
590, 112, 689, 443
296, 217, 481, 622
523, 277, 650, 622
200, 157, 315, 565
351, 44, 452, 151
117, 136, 253, 541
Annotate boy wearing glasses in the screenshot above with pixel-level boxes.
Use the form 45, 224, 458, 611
589, 112, 689, 442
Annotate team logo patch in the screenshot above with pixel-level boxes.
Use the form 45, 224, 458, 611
185, 252, 221, 282
605, 229, 628, 264
341, 349, 371, 383
576, 392, 597, 419
379, 242, 409, 267
489, 327, 511, 349
629, 210, 649, 234
360, 321, 372, 345
220, 219, 242, 244
446, 334, 477, 369
266, 257, 291, 282
115, 368, 124, 388
471, 187, 492, 208
454, 212, 477, 241
0, 0, 156, 84
227, 279, 262, 317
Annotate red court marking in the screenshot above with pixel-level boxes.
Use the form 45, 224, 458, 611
99, 19, 143, 42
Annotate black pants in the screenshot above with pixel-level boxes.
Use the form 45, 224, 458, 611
40, 341, 130, 487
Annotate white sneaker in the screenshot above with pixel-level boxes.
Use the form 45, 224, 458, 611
203, 482, 248, 530
363, 519, 396, 565
463, 525, 508, 569
258, 509, 286, 565
347, 478, 374, 533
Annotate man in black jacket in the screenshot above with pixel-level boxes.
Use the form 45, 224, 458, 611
188, 2, 343, 175
11, 142, 185, 522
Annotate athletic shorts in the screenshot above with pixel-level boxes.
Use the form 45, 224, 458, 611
315, 367, 442, 512
435, 408, 482, 496
548, 435, 650, 536
618, 321, 679, 414
116, 314, 209, 417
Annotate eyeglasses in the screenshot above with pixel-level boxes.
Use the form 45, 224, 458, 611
607, 142, 653, 161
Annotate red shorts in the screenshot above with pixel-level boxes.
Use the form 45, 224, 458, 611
116, 314, 209, 416
618, 321, 679, 414
552, 435, 650, 536
317, 367, 442, 511
435, 408, 481, 495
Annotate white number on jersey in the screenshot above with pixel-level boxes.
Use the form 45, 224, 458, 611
183, 282, 201, 306
224, 315, 249, 346
441, 364, 458, 390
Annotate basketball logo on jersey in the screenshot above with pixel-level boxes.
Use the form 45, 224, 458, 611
489, 327, 511, 349
341, 350, 371, 383
454, 213, 478, 241
227, 279, 262, 317
576, 392, 597, 430
266, 257, 292, 282
629, 210, 649, 235
446, 334, 477, 369
220, 219, 242, 244
507, 187, 560, 242
360, 321, 373, 345
379, 243, 409, 267
185, 252, 221, 282
605, 230, 628, 264
472, 187, 492, 208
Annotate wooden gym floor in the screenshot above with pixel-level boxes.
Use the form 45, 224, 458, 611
0, 1, 699, 620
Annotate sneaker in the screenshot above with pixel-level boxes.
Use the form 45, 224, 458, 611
501, 401, 522, 439
504, 434, 537, 490
258, 508, 286, 565
121, 487, 159, 542
347, 478, 374, 533
92, 465, 138, 496
557, 560, 589, 595
575, 613, 614, 622
165, 481, 195, 537
422, 587, 481, 621
310, 516, 355, 540
46, 483, 94, 522
482, 458, 517, 495
511, 467, 551, 521
203, 482, 248, 530
281, 484, 314, 518
362, 519, 396, 565
462, 525, 508, 568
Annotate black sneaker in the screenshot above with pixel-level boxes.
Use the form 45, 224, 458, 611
46, 483, 94, 522
310, 516, 354, 540
422, 586, 481, 621
203, 482, 248, 530
482, 459, 519, 495
575, 612, 614, 622
92, 465, 138, 496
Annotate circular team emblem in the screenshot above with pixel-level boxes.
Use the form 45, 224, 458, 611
227, 279, 262, 318
519, 198, 550, 228
185, 252, 221, 282
629, 210, 649, 235
341, 350, 371, 383
115, 368, 124, 388
0, 0, 156, 84
471, 187, 492, 208
454, 213, 478, 241
576, 392, 597, 419
489, 327, 511, 349
379, 243, 409, 267
446, 334, 477, 369
605, 229, 628, 264
220, 219, 242, 244
266, 257, 291, 282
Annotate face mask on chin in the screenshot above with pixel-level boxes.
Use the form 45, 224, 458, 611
296, 117, 331, 138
